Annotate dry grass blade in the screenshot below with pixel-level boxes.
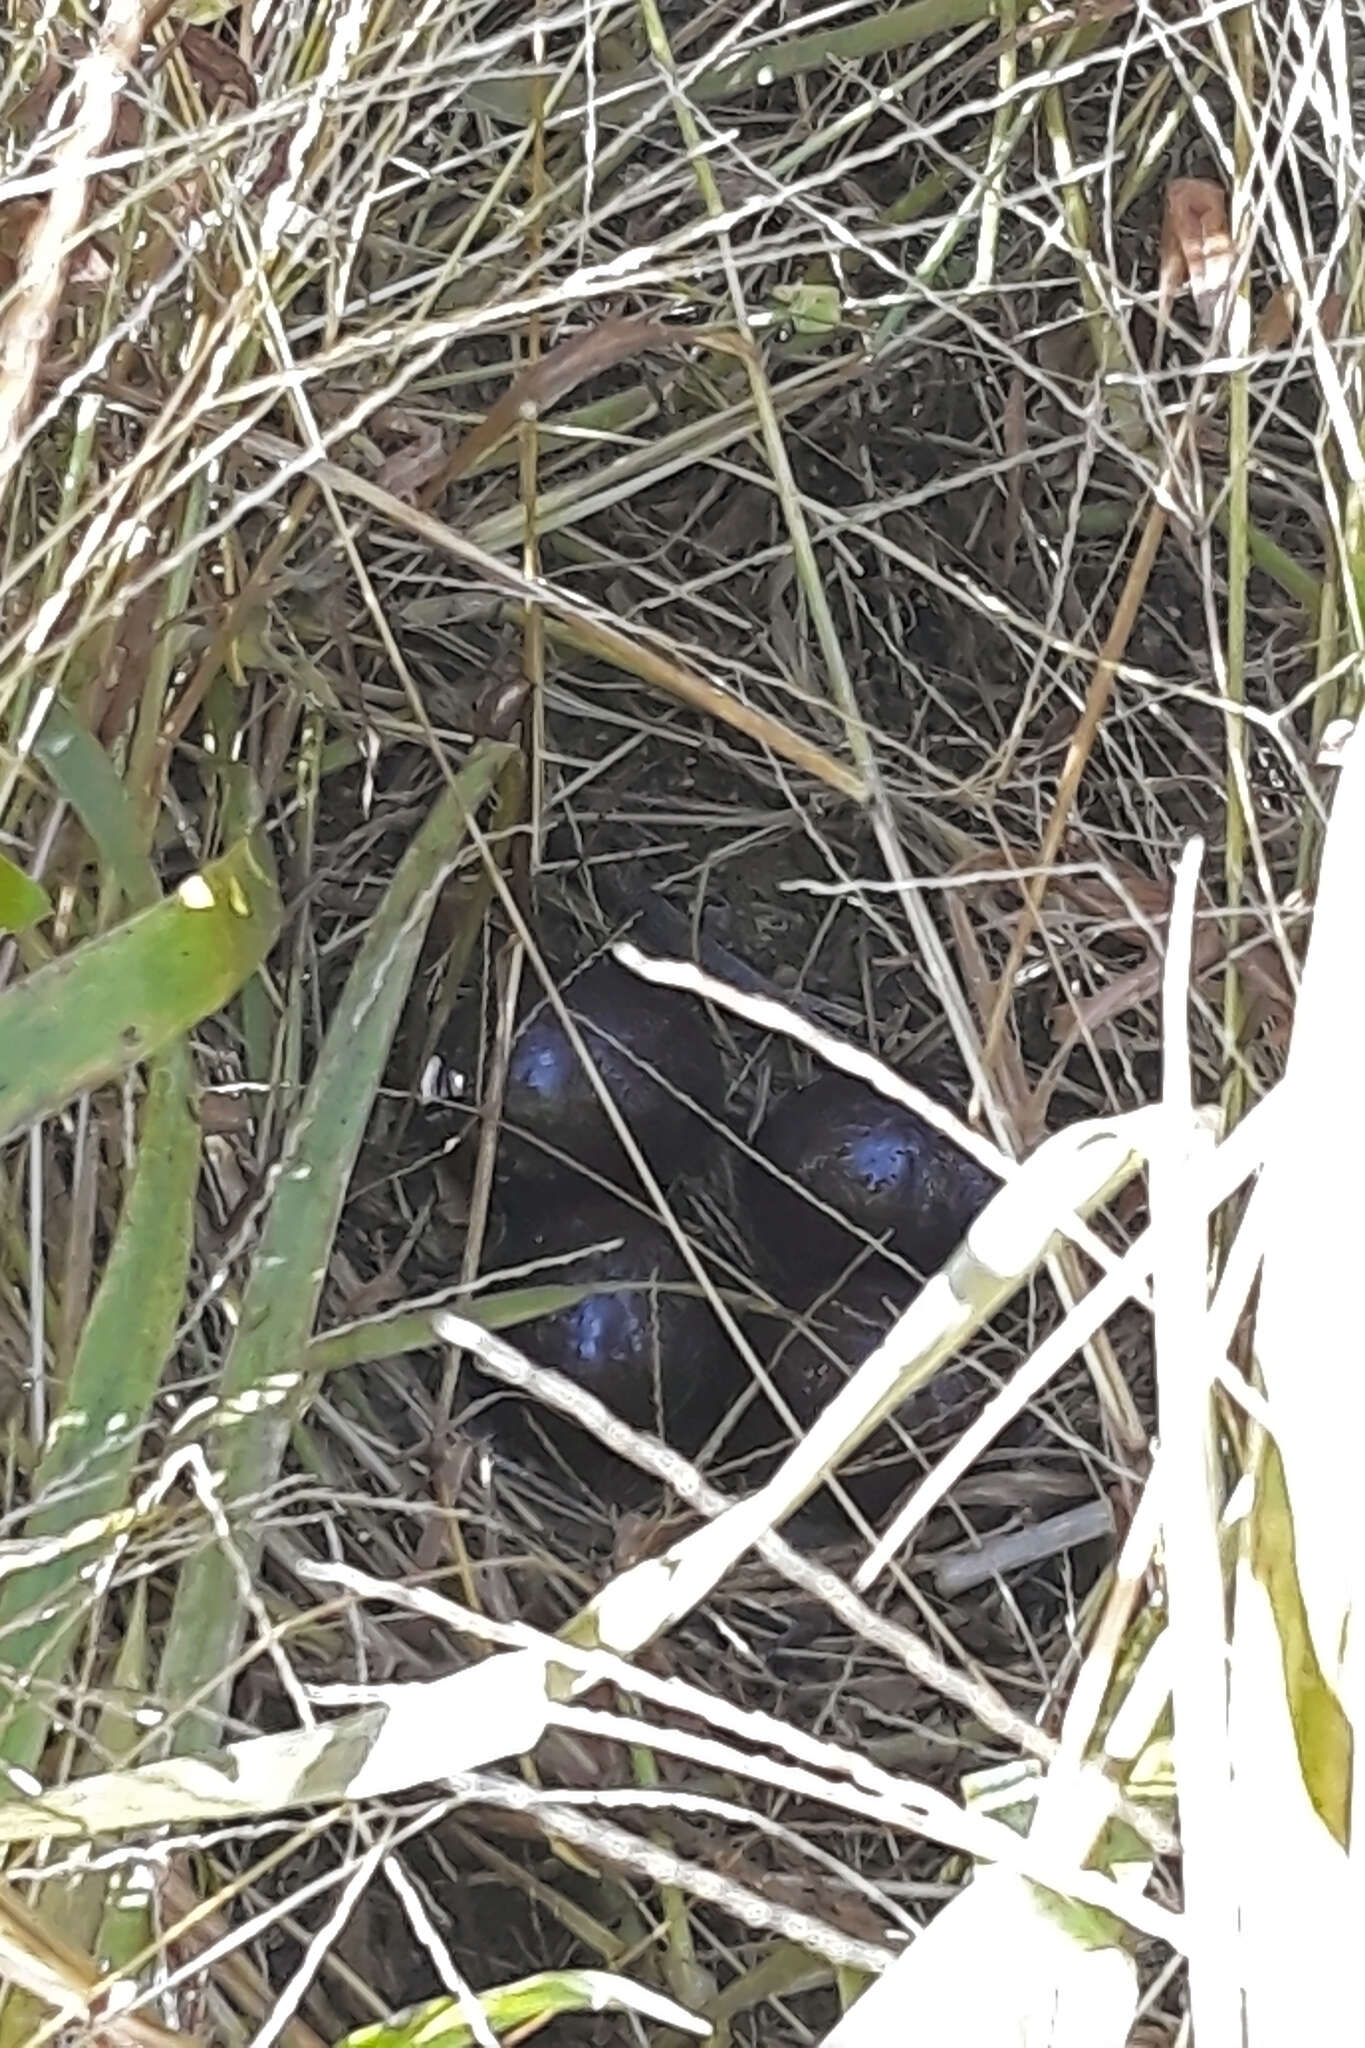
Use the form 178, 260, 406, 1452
431, 1314, 1073, 1772
1228, 722, 1362, 2031
614, 942, 1012, 1180
540, 1112, 1148, 1657
465, 0, 997, 125
418, 314, 672, 503
0, 1661, 549, 1843
860, 1090, 1271, 1587
821, 1864, 1138, 2047
980, 493, 1169, 1075
302, 450, 866, 800
0, 1882, 191, 2048
1153, 839, 1239, 2045
544, 611, 863, 798
0, 0, 154, 484
20, 1553, 1178, 1948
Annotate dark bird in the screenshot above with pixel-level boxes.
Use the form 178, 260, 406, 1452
500, 957, 723, 1191
484, 1194, 741, 1495
746, 1072, 1000, 1304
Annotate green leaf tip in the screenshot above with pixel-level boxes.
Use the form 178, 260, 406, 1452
0, 855, 52, 937
0, 836, 281, 1142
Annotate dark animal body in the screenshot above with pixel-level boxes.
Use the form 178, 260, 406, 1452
487, 1196, 735, 1498
477, 953, 999, 1506
500, 957, 723, 1189
739, 1284, 987, 1525
745, 1073, 999, 1303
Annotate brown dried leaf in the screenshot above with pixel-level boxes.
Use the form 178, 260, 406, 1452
68, 236, 114, 291
21, 42, 142, 153
1255, 283, 1295, 353
375, 423, 447, 501
418, 314, 672, 506
1161, 177, 1232, 329
0, 201, 41, 294
97, 584, 163, 742
1047, 926, 1294, 1048
177, 22, 255, 110
110, 92, 145, 151
0, 200, 111, 298
1254, 282, 1344, 351
9, 53, 64, 143
251, 130, 292, 202
472, 672, 532, 740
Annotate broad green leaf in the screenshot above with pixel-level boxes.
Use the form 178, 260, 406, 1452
156, 743, 517, 1748
1230, 1523, 1353, 2047
0, 836, 280, 1141
0, 706, 263, 1775
0, 855, 50, 936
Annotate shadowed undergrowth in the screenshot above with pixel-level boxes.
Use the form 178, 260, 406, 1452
0, 3, 1358, 2044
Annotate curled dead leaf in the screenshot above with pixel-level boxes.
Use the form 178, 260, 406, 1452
1161, 177, 1232, 329
1254, 285, 1295, 354
375, 424, 447, 501
1254, 282, 1344, 352
251, 131, 294, 203
19, 43, 143, 154
418, 314, 672, 506
176, 22, 255, 111
9, 52, 64, 143
1046, 919, 1294, 1053
0, 200, 112, 298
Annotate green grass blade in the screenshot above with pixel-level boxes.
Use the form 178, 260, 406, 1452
90, 1585, 156, 1974
0, 837, 280, 1141
334, 1969, 709, 2048
465, 0, 991, 124
0, 1044, 197, 1770
0, 1586, 155, 2048
155, 742, 516, 1750
304, 1282, 698, 1379
0, 691, 247, 1774
30, 700, 159, 910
